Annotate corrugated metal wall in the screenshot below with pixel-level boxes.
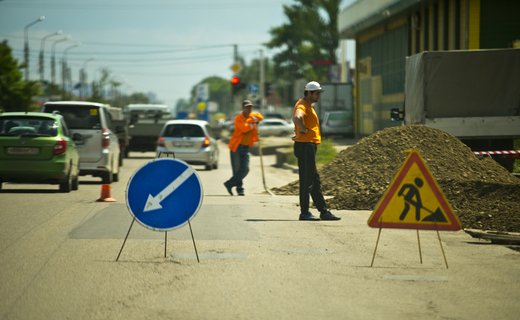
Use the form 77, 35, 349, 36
351, 0, 520, 136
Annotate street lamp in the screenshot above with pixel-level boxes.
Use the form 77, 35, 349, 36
39, 30, 62, 82
50, 37, 69, 85
24, 15, 46, 81
62, 43, 80, 98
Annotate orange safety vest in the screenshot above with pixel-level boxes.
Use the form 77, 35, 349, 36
292, 98, 321, 144
228, 112, 264, 152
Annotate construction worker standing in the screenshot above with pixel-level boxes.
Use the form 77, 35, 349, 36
224, 100, 264, 196
292, 81, 341, 221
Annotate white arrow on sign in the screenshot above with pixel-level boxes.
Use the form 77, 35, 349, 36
143, 166, 196, 212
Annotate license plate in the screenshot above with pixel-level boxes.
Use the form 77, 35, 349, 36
7, 147, 40, 155
173, 141, 193, 147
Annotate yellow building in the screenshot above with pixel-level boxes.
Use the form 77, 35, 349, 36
338, 0, 520, 136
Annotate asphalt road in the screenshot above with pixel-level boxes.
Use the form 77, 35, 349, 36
0, 140, 519, 320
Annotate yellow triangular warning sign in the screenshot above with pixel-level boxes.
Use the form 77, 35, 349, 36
368, 150, 461, 231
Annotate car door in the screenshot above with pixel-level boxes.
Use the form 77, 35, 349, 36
44, 104, 104, 163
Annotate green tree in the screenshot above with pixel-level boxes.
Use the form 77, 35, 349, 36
266, 0, 340, 83
0, 40, 41, 112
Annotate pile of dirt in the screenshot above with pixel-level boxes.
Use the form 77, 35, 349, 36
272, 125, 520, 232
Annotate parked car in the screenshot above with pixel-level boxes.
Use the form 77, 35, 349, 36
156, 119, 219, 170
258, 118, 294, 137
42, 101, 121, 184
320, 110, 353, 137
264, 112, 286, 120
0, 112, 80, 192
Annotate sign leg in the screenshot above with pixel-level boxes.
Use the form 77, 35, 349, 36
417, 229, 423, 264
164, 232, 167, 258
436, 229, 449, 269
370, 227, 382, 267
188, 220, 200, 263
116, 218, 135, 262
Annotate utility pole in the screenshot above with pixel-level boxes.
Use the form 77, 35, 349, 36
259, 49, 265, 111
233, 44, 239, 112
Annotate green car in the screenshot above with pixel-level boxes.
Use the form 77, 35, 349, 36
0, 112, 80, 192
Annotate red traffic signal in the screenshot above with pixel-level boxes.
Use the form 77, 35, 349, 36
231, 75, 241, 85
231, 75, 245, 96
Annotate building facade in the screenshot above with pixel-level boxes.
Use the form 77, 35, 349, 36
338, 0, 520, 136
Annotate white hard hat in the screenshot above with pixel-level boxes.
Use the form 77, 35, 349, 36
304, 81, 323, 91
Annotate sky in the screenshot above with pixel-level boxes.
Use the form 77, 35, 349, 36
0, 0, 354, 109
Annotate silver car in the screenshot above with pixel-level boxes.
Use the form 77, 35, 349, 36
320, 110, 354, 138
156, 119, 219, 170
42, 101, 121, 183
258, 118, 294, 137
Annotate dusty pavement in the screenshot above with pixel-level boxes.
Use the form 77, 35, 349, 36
0, 140, 519, 320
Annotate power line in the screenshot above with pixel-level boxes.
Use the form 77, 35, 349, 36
0, 0, 292, 12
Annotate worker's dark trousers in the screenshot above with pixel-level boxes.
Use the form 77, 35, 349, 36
228, 145, 250, 193
294, 142, 327, 214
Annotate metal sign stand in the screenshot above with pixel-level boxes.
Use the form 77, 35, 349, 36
116, 151, 200, 263
370, 217, 448, 268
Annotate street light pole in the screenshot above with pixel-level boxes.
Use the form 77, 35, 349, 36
62, 44, 79, 99
39, 30, 62, 82
51, 37, 68, 85
24, 16, 45, 81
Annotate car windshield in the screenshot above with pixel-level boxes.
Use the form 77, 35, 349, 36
44, 105, 101, 129
0, 116, 58, 137
163, 124, 204, 138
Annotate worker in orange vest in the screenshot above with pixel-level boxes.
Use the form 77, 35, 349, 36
293, 81, 340, 221
224, 100, 264, 196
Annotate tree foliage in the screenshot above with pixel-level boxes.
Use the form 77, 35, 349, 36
0, 40, 41, 112
265, 0, 340, 82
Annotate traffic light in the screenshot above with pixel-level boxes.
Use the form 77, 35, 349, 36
231, 75, 245, 96
264, 81, 272, 97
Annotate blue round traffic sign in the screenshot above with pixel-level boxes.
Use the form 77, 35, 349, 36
126, 158, 203, 231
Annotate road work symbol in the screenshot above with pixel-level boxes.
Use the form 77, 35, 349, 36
126, 158, 203, 231
368, 150, 461, 231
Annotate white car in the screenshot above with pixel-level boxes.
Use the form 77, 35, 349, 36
258, 118, 294, 137
42, 101, 121, 184
156, 119, 219, 170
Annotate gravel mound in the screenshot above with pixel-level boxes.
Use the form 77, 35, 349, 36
272, 125, 520, 232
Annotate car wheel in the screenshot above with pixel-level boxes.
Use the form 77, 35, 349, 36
205, 163, 212, 171
59, 171, 72, 193
113, 159, 120, 182
72, 175, 79, 191
102, 171, 113, 184
212, 161, 218, 169
118, 154, 123, 167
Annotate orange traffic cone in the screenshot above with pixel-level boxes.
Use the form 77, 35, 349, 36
96, 184, 117, 202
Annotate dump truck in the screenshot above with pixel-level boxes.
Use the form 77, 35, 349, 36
125, 104, 173, 153
394, 49, 520, 171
